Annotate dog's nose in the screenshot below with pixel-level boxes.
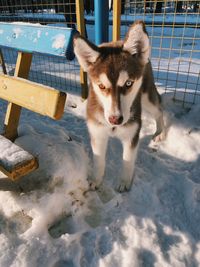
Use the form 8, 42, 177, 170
109, 115, 123, 125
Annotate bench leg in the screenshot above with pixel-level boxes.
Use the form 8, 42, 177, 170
4, 52, 32, 141
0, 49, 7, 75
4, 103, 22, 141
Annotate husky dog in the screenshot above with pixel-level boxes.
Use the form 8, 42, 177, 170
74, 21, 165, 192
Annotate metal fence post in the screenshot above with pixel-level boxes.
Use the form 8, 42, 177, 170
94, 0, 109, 45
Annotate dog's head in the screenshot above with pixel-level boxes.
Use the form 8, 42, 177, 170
74, 21, 150, 126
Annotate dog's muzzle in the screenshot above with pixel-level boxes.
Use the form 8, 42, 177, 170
108, 115, 123, 125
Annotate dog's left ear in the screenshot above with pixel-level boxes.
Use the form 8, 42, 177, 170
73, 35, 100, 72
123, 20, 150, 65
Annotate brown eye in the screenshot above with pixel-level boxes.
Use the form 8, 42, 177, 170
99, 84, 106, 90
125, 80, 133, 88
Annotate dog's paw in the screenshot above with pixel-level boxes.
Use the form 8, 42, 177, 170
116, 179, 133, 193
152, 130, 166, 142
88, 179, 102, 191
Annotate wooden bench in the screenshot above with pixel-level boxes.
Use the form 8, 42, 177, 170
0, 22, 77, 180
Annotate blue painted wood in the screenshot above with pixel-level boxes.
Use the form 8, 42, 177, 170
0, 23, 77, 60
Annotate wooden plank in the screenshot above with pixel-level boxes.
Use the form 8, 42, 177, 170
113, 0, 121, 42
0, 22, 76, 60
76, 0, 88, 99
4, 52, 32, 141
0, 135, 38, 180
0, 74, 66, 120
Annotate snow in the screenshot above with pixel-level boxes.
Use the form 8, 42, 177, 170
0, 87, 200, 267
113, 13, 199, 25
0, 20, 200, 267
52, 34, 66, 49
1, 11, 198, 26
13, 28, 23, 38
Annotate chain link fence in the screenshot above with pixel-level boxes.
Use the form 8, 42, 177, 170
0, 0, 199, 105
120, 0, 200, 105
0, 0, 81, 95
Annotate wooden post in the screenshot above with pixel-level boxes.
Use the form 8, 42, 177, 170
113, 0, 121, 42
76, 0, 88, 99
4, 52, 32, 141
0, 49, 7, 75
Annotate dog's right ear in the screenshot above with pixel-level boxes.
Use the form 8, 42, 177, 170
123, 20, 150, 65
73, 36, 100, 72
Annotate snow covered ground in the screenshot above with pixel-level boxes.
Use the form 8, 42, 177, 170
0, 88, 200, 267
0, 20, 200, 267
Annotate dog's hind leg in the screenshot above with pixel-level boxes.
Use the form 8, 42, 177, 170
142, 92, 165, 142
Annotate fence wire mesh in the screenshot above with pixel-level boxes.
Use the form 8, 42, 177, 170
0, 0, 199, 106
0, 0, 81, 95
120, 0, 200, 105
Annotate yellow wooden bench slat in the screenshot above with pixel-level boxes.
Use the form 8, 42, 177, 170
0, 74, 66, 120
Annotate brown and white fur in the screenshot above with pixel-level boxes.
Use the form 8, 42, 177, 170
74, 21, 165, 192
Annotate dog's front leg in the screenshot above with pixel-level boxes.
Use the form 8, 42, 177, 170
117, 138, 139, 192
88, 123, 108, 190
90, 135, 108, 190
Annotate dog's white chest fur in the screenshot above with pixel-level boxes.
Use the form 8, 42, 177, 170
88, 120, 139, 140
109, 123, 139, 140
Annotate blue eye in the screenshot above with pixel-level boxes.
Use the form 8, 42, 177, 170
125, 80, 133, 87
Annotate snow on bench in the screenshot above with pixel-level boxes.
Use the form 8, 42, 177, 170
0, 135, 38, 180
